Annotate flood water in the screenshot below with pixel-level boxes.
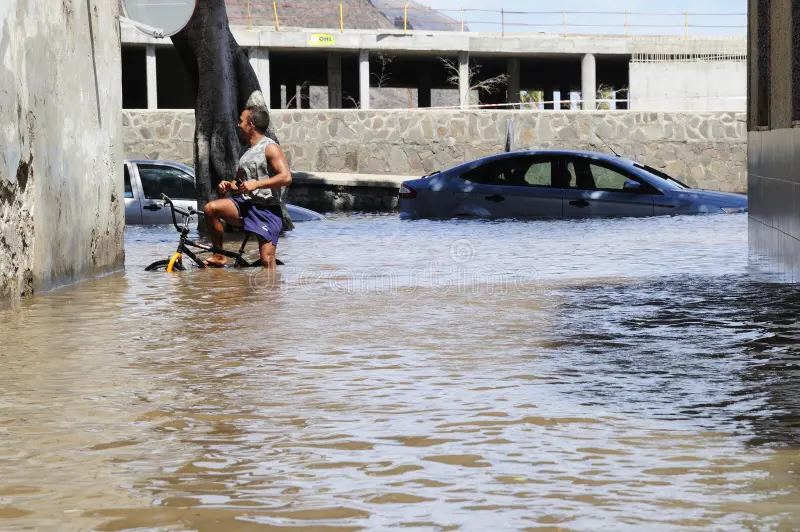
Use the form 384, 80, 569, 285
4, 213, 800, 531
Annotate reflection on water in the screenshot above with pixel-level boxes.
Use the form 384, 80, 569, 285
4, 213, 800, 530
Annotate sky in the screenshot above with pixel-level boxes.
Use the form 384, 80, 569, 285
415, 0, 747, 37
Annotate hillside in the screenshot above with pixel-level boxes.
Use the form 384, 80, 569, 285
370, 0, 466, 31
225, 0, 394, 30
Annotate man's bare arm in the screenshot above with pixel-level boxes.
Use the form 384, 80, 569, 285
255, 144, 292, 189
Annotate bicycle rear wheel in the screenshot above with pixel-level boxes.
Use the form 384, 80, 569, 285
145, 259, 186, 272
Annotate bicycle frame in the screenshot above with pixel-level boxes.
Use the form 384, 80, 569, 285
161, 195, 261, 271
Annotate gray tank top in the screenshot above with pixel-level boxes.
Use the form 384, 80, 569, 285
237, 136, 279, 207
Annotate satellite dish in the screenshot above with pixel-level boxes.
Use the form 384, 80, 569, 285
120, 0, 197, 38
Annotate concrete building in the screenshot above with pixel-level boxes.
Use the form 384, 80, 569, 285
630, 53, 747, 111
121, 24, 747, 113
747, 0, 800, 278
0, 0, 125, 300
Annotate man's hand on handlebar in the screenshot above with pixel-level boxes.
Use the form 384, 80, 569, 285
237, 180, 259, 194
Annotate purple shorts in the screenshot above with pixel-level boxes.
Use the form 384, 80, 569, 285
231, 196, 282, 246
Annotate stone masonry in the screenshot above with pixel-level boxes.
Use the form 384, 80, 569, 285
124, 110, 747, 194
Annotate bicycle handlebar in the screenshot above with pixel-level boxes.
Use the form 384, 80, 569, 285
161, 194, 192, 232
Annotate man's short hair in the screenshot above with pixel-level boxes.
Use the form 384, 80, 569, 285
245, 106, 271, 134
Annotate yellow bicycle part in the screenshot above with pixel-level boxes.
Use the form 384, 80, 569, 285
166, 252, 182, 273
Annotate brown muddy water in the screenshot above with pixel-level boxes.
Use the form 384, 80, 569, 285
3, 213, 800, 531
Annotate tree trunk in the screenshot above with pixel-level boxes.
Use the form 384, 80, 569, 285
170, 0, 293, 231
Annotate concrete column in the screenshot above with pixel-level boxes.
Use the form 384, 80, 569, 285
418, 65, 431, 108
581, 53, 596, 110
551, 89, 560, 110
359, 50, 370, 110
458, 51, 469, 109
145, 44, 157, 110
327, 53, 342, 109
506, 58, 520, 107
248, 47, 271, 109
286, 83, 298, 109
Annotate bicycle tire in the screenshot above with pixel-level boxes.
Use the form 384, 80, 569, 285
145, 259, 186, 272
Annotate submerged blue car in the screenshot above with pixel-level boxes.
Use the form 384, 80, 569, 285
398, 150, 747, 220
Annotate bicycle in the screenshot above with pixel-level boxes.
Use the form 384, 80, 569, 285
144, 194, 284, 272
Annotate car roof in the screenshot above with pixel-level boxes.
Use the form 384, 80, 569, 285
125, 159, 195, 174
477, 149, 637, 167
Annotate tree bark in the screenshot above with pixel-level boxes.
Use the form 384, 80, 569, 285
170, 0, 292, 231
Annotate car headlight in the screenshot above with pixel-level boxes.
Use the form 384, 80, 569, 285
720, 207, 746, 214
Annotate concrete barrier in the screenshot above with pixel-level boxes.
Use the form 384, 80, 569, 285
1, 0, 124, 300
124, 109, 748, 209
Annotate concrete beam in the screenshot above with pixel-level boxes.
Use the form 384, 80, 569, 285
359, 50, 370, 110
248, 47, 271, 108
327, 53, 343, 109
582, 53, 596, 110
122, 27, 747, 57
145, 44, 157, 110
459, 51, 469, 109
507, 58, 520, 106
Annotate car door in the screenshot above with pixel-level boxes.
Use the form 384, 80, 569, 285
135, 163, 198, 224
454, 156, 562, 218
561, 157, 656, 218
123, 163, 143, 224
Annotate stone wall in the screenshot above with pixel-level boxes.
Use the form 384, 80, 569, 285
1, 0, 124, 299
124, 109, 747, 194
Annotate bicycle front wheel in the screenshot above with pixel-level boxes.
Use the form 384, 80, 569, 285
144, 259, 186, 272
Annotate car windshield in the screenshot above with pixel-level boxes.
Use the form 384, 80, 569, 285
634, 163, 691, 190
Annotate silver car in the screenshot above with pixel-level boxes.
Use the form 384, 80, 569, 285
124, 159, 325, 225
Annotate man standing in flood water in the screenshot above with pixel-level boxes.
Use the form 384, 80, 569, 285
203, 106, 292, 269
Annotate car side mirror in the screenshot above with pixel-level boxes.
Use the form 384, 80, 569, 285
623, 179, 643, 192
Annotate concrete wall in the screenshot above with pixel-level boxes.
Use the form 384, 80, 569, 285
0, 0, 124, 299
293, 87, 460, 110
125, 110, 747, 193
630, 61, 747, 111
747, 0, 800, 280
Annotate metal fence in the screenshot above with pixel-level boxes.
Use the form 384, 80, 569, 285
225, 1, 747, 37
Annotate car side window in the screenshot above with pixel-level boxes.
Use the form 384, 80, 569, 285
463, 158, 560, 187
123, 165, 134, 199
461, 159, 517, 186
521, 161, 552, 187
590, 164, 635, 191
138, 165, 195, 200
566, 159, 651, 193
